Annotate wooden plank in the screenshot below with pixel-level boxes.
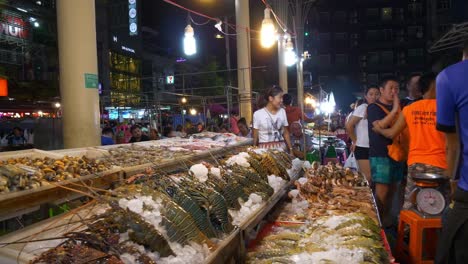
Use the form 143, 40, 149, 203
205, 229, 241, 264
0, 171, 122, 219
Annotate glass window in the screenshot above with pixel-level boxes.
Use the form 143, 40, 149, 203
335, 32, 347, 41
335, 54, 348, 65
366, 30, 379, 41
368, 52, 379, 65
368, 74, 379, 84
366, 8, 379, 20
319, 54, 331, 66
408, 48, 424, 57
408, 3, 423, 18
381, 8, 392, 21
109, 52, 142, 74
333, 11, 346, 23
383, 29, 393, 41
381, 51, 394, 64
408, 26, 423, 39
437, 0, 451, 10
319, 12, 330, 24
319, 76, 329, 84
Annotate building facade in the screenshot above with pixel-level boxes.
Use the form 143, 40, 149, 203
0, 0, 58, 100
305, 0, 433, 96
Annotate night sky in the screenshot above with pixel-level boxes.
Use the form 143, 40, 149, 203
140, 1, 352, 110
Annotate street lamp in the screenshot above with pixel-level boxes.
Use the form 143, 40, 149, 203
260, 8, 276, 48
184, 24, 196, 56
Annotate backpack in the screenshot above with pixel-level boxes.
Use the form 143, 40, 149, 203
375, 103, 409, 162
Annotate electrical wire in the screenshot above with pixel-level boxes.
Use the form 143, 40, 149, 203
162, 0, 260, 34
189, 16, 211, 26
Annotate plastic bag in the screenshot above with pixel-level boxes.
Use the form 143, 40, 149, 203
344, 152, 359, 170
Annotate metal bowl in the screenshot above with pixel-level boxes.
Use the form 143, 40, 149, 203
411, 173, 447, 183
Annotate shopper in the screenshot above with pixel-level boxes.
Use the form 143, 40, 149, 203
345, 85, 380, 182
128, 125, 150, 143
372, 72, 447, 210
367, 76, 405, 227
149, 128, 160, 140
289, 121, 313, 159
283, 93, 320, 125
253, 85, 293, 151
229, 112, 240, 135
237, 118, 252, 138
435, 42, 468, 264
401, 73, 422, 108
101, 127, 115, 146
7, 127, 26, 146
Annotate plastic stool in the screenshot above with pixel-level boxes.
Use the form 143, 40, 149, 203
396, 210, 442, 264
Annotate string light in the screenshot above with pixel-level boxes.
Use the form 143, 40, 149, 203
260, 8, 276, 48
184, 24, 196, 56
284, 37, 297, 66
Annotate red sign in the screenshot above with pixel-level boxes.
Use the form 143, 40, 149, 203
0, 15, 29, 39
0, 78, 8, 97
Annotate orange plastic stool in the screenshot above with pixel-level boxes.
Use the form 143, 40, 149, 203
396, 210, 442, 264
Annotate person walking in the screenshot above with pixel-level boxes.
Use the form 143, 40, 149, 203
372, 72, 448, 210
435, 42, 468, 264
367, 76, 405, 227
345, 85, 380, 182
253, 85, 293, 151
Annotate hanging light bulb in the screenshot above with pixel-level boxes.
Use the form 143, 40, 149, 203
184, 24, 196, 56
284, 37, 297, 67
260, 8, 276, 48
189, 108, 197, 115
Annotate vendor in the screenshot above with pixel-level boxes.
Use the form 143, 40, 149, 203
253, 85, 293, 151
128, 125, 150, 143
237, 118, 252, 138
289, 122, 313, 159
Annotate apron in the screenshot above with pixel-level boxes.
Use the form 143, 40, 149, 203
435, 186, 468, 264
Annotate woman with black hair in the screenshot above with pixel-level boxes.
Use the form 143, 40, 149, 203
253, 85, 293, 151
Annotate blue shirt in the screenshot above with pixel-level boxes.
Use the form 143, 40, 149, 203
101, 136, 114, 146
436, 60, 468, 191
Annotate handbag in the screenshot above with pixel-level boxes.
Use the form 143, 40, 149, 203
344, 152, 359, 170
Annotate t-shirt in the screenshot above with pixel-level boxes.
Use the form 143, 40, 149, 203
253, 108, 288, 143
101, 136, 114, 146
285, 106, 302, 125
401, 97, 422, 109
352, 103, 370, 148
128, 134, 150, 143
403, 99, 447, 169
230, 117, 240, 134
367, 101, 393, 157
436, 60, 468, 191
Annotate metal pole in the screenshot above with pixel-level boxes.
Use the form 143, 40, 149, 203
278, 35, 288, 92
225, 16, 232, 86
235, 0, 253, 125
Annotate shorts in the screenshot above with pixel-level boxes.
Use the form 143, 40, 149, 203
370, 157, 405, 184
354, 146, 369, 160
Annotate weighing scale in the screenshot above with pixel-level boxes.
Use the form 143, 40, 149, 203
409, 173, 448, 218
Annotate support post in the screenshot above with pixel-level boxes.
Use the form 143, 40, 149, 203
57, 0, 100, 148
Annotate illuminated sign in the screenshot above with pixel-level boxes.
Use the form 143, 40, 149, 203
0, 15, 29, 40
166, 75, 174, 84
128, 0, 137, 36
121, 46, 135, 53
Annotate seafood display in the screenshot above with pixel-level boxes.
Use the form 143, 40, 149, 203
0, 156, 113, 194
247, 213, 389, 264
22, 149, 295, 264
100, 135, 250, 168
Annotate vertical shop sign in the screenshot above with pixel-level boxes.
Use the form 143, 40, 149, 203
128, 0, 137, 36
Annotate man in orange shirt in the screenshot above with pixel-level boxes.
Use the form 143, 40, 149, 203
373, 72, 448, 209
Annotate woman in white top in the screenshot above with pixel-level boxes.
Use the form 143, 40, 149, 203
253, 85, 293, 152
345, 86, 380, 181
